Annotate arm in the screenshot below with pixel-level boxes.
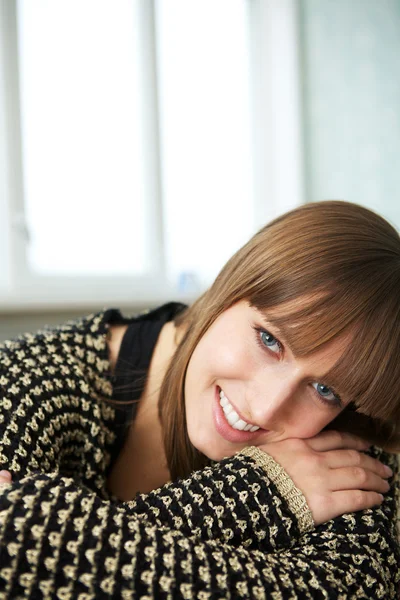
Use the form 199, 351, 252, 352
0, 464, 399, 599
0, 311, 124, 489
1, 434, 395, 552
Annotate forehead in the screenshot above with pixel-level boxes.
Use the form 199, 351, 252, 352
249, 287, 356, 354
290, 331, 350, 378
255, 292, 324, 319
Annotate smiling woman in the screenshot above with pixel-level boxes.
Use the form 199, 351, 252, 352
161, 201, 400, 482
0, 200, 399, 598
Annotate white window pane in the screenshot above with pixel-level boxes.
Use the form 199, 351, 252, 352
17, 0, 149, 275
156, 0, 255, 290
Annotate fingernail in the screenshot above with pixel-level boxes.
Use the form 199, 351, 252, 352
384, 465, 393, 477
0, 470, 11, 479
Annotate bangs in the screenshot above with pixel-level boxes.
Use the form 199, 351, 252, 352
330, 288, 400, 421
250, 289, 362, 357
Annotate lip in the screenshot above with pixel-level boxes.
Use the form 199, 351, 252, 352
213, 386, 266, 443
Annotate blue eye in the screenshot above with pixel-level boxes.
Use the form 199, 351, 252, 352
312, 382, 341, 407
259, 329, 281, 354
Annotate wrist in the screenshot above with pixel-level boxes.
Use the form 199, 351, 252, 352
240, 446, 314, 534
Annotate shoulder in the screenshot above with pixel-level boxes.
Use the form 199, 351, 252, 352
0, 309, 135, 400
0, 308, 139, 357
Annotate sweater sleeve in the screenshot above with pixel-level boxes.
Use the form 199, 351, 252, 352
126, 448, 314, 551
0, 311, 119, 493
0, 466, 399, 599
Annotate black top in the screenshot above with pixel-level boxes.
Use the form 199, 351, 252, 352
108, 302, 187, 469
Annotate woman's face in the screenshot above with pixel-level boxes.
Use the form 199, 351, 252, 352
184, 300, 350, 461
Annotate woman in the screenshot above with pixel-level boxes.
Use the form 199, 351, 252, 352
0, 200, 399, 598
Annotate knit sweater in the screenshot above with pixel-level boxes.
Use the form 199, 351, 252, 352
0, 309, 399, 599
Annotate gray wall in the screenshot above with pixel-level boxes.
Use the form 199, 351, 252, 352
0, 310, 96, 341
0, 304, 150, 342
301, 0, 400, 229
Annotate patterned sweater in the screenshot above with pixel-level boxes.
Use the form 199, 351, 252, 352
0, 310, 399, 599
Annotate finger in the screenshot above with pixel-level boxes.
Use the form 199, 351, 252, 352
324, 450, 393, 479
306, 430, 370, 453
330, 489, 384, 518
328, 467, 390, 494
0, 470, 11, 481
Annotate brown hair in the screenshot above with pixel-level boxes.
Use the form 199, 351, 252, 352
160, 201, 400, 480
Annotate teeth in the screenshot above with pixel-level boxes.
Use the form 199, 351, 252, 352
227, 411, 239, 426
219, 389, 259, 432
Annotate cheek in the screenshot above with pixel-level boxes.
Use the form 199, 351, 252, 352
191, 333, 252, 384
184, 335, 254, 404
287, 407, 340, 439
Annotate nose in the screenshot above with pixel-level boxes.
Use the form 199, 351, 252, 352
247, 371, 298, 431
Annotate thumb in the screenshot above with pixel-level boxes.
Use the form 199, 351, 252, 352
0, 470, 12, 481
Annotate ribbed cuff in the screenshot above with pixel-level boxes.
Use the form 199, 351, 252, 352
240, 446, 314, 534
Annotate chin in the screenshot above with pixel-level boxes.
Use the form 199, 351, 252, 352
192, 437, 238, 462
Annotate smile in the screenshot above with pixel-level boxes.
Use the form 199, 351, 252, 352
219, 388, 260, 432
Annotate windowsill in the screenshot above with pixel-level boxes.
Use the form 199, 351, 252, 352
0, 281, 198, 315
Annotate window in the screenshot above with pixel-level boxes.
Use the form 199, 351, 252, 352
156, 0, 255, 288
0, 0, 304, 310
18, 0, 150, 276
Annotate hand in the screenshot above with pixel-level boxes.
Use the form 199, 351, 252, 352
259, 431, 392, 526
0, 470, 12, 489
